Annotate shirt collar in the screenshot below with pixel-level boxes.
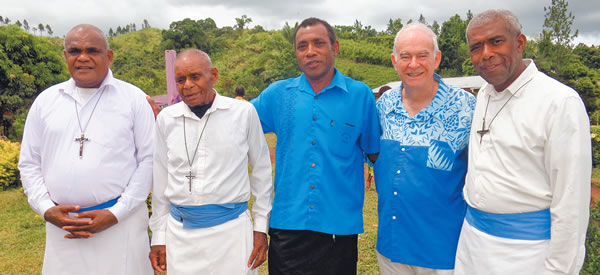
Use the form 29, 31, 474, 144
286, 68, 349, 94
382, 73, 450, 121
60, 69, 117, 97
171, 90, 231, 120
483, 59, 537, 99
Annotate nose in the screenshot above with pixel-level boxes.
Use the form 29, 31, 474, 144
408, 56, 418, 67
306, 43, 317, 57
481, 43, 494, 60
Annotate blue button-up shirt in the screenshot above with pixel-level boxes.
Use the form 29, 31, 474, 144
375, 74, 476, 269
252, 69, 380, 235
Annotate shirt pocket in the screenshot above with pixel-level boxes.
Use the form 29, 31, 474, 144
426, 139, 455, 171
328, 120, 360, 158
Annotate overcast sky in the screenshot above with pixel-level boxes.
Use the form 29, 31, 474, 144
3, 0, 599, 46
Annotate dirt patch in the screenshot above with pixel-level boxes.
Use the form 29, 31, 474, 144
592, 184, 600, 205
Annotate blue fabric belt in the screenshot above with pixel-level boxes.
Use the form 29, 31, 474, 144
73, 196, 120, 213
170, 202, 248, 229
466, 205, 551, 240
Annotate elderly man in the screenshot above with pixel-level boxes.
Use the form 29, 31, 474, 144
251, 17, 380, 274
374, 22, 475, 275
454, 9, 591, 275
18, 24, 154, 274
148, 49, 273, 274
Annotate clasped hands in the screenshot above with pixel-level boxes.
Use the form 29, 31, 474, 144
43, 205, 118, 239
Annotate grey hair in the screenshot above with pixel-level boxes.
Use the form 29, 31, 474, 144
393, 22, 439, 61
466, 9, 522, 40
64, 24, 110, 50
177, 49, 214, 67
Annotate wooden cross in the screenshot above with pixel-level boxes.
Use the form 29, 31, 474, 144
186, 169, 195, 192
75, 133, 89, 159
477, 118, 488, 144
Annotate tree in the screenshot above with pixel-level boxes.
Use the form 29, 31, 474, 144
38, 23, 45, 36
539, 0, 579, 76
386, 18, 403, 35
281, 21, 298, 44
0, 25, 69, 137
142, 19, 150, 29
4, 18, 10, 25
23, 19, 29, 33
32, 27, 37, 35
15, 20, 21, 28
431, 20, 440, 35
0, 16, 3, 25
108, 27, 114, 37
235, 15, 252, 30
574, 44, 600, 69
438, 14, 468, 76
162, 18, 219, 54
45, 24, 53, 36
418, 14, 428, 26
116, 26, 122, 35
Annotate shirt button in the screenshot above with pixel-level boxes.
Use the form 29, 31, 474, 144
311, 163, 316, 167
396, 170, 401, 174
312, 141, 316, 145
392, 216, 396, 220
393, 192, 397, 196
310, 205, 314, 209
313, 117, 317, 121
311, 185, 315, 189
401, 148, 406, 152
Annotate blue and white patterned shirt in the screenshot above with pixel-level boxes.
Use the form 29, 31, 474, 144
375, 74, 476, 269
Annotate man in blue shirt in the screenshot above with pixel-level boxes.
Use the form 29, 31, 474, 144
252, 17, 380, 274
374, 22, 476, 274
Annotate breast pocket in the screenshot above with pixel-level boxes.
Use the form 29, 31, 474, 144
328, 120, 360, 158
426, 139, 455, 171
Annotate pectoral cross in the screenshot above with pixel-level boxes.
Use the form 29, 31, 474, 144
477, 118, 489, 144
186, 169, 195, 192
75, 133, 89, 159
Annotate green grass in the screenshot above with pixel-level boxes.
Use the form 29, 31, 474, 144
336, 57, 399, 89
0, 188, 45, 274
593, 168, 600, 187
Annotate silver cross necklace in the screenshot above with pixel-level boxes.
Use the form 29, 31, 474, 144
73, 87, 105, 158
477, 91, 517, 144
183, 113, 211, 192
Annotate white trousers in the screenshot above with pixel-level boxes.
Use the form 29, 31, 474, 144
377, 251, 454, 275
166, 209, 257, 275
454, 218, 548, 275
43, 204, 153, 275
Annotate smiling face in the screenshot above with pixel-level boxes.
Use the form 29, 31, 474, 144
63, 26, 113, 88
174, 52, 218, 107
391, 28, 441, 90
467, 17, 527, 92
295, 23, 339, 82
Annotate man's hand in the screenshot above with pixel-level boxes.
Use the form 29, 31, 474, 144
247, 231, 268, 270
146, 95, 161, 118
44, 205, 92, 231
149, 245, 167, 273
61, 209, 118, 239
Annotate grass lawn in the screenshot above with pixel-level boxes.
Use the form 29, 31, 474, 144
592, 167, 600, 186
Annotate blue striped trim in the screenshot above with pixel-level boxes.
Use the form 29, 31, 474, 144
466, 205, 551, 240
170, 202, 248, 229
73, 196, 120, 213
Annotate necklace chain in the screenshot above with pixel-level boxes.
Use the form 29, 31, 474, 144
74, 87, 105, 134
481, 91, 516, 132
183, 113, 211, 172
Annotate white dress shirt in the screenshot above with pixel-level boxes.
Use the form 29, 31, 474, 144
18, 70, 155, 222
150, 92, 273, 245
464, 60, 591, 274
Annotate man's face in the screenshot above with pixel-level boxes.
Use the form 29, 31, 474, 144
467, 18, 527, 92
175, 54, 218, 107
391, 29, 441, 90
63, 29, 113, 88
295, 24, 339, 82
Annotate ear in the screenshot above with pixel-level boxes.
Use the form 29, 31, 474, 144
433, 50, 442, 70
63, 49, 68, 61
210, 67, 219, 85
332, 40, 340, 56
107, 49, 114, 66
516, 33, 527, 53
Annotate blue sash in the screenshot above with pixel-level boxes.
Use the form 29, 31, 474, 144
466, 205, 551, 240
73, 196, 120, 213
170, 202, 248, 229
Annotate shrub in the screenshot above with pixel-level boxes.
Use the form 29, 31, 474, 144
582, 200, 600, 274
591, 126, 600, 167
0, 139, 20, 190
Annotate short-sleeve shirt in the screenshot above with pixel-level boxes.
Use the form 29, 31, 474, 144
252, 68, 380, 235
375, 74, 476, 268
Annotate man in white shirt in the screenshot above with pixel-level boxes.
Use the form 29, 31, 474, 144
454, 9, 591, 275
18, 24, 155, 274
148, 49, 273, 274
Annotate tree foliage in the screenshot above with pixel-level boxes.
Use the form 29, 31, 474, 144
161, 18, 220, 54
438, 14, 468, 76
0, 25, 69, 137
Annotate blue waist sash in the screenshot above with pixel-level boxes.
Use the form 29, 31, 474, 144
170, 202, 248, 229
466, 205, 551, 240
73, 196, 120, 213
